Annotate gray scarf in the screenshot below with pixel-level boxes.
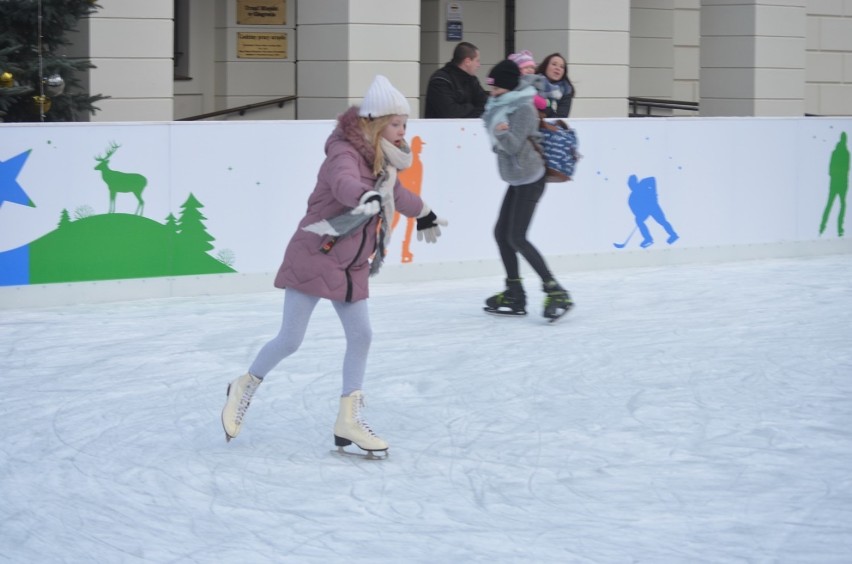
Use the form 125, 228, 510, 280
303, 137, 412, 275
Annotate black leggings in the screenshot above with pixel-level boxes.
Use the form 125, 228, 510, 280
493, 174, 553, 283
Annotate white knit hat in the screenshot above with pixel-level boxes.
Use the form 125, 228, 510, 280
359, 75, 410, 118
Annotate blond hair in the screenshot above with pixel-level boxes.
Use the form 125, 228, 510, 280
359, 115, 395, 176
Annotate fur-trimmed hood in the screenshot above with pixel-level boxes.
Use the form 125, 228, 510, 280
325, 106, 375, 164
274, 104, 426, 303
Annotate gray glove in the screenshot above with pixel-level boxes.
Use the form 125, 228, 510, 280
416, 209, 448, 243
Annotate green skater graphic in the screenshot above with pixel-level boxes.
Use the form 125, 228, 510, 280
819, 132, 849, 237
94, 142, 147, 215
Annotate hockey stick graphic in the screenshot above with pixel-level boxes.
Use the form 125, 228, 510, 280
612, 227, 637, 249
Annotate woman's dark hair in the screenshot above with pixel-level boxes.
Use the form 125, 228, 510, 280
535, 52, 575, 94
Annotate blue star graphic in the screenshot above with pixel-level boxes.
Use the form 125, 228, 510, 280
0, 149, 35, 208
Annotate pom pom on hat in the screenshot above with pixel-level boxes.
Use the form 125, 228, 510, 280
359, 75, 410, 118
509, 50, 536, 71
487, 59, 521, 91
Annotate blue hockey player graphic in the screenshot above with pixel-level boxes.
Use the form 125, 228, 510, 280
621, 174, 678, 248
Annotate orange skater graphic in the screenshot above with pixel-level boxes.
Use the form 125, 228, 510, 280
393, 136, 425, 262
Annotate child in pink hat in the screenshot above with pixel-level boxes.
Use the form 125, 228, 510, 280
510, 50, 550, 112
508, 50, 537, 75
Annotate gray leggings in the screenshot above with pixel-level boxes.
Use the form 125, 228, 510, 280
249, 288, 372, 396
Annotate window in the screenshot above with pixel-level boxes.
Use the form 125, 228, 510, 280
174, 0, 190, 79
504, 0, 515, 57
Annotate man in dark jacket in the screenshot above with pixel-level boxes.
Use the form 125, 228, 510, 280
424, 42, 488, 118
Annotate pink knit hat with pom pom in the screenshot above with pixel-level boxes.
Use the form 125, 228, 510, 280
509, 50, 536, 71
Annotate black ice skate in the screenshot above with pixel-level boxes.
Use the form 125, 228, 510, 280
543, 280, 573, 323
483, 278, 527, 316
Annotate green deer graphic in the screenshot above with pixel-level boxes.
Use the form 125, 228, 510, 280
94, 142, 147, 215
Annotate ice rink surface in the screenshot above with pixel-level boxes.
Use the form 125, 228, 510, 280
2, 254, 851, 563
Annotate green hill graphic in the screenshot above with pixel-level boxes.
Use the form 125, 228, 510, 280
29, 213, 235, 283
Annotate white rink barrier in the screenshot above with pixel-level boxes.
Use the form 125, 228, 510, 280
1, 117, 850, 308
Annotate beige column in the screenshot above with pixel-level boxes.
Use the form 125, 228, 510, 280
214, 0, 296, 120
72, 0, 174, 121
515, 0, 630, 117
297, 0, 420, 119
806, 5, 852, 116
700, 0, 806, 116
630, 0, 675, 101
673, 0, 700, 104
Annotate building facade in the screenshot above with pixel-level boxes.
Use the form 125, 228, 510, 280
72, 0, 852, 122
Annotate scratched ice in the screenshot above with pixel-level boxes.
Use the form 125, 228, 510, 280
2, 255, 851, 563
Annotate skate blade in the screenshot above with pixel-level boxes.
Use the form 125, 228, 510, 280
222, 413, 235, 443
331, 446, 389, 460
222, 382, 239, 443
483, 307, 527, 317
545, 305, 574, 323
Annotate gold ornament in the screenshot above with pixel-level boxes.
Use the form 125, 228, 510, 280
0, 72, 14, 88
32, 95, 52, 114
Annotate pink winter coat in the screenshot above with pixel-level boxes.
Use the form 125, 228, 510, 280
274, 106, 425, 302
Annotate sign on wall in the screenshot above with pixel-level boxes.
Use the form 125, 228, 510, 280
237, 32, 287, 59
446, 2, 463, 41
236, 0, 286, 25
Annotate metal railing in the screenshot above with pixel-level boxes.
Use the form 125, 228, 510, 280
628, 96, 699, 117
627, 98, 827, 117
178, 95, 297, 121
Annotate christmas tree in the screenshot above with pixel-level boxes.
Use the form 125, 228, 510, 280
0, 0, 106, 122
177, 193, 216, 254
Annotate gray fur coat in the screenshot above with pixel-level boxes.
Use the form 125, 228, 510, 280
482, 85, 545, 186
